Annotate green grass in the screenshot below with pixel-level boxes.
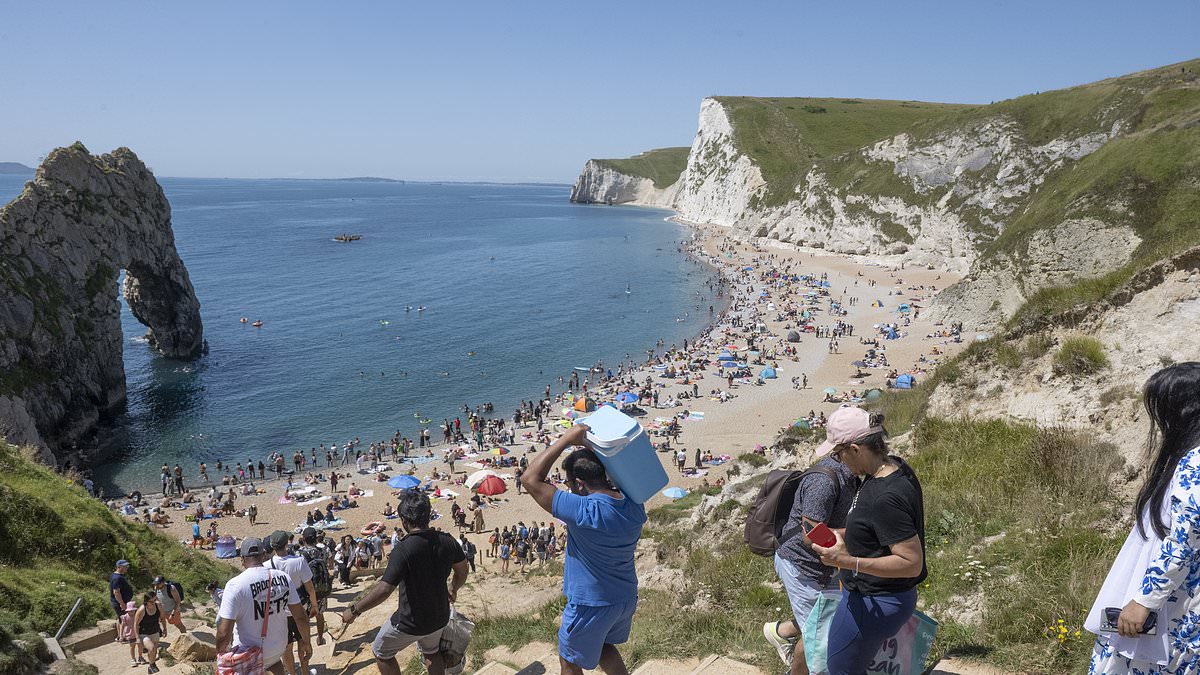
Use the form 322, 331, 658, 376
909, 418, 1125, 672
0, 441, 236, 654
594, 147, 690, 189
715, 96, 971, 207
1052, 335, 1110, 376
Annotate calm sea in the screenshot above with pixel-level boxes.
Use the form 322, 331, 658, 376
0, 175, 717, 492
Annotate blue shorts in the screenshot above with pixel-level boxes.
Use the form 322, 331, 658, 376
558, 599, 637, 669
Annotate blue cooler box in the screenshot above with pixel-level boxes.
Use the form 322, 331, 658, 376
577, 406, 668, 503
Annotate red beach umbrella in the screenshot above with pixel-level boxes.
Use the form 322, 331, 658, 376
475, 475, 507, 496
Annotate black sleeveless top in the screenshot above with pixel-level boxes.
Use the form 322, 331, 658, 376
138, 605, 160, 635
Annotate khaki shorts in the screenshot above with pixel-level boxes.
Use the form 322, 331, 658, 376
371, 620, 443, 660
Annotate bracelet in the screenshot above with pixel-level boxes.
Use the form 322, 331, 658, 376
349, 604, 359, 617
854, 557, 860, 576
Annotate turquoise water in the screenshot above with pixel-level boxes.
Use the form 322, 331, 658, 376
0, 176, 717, 492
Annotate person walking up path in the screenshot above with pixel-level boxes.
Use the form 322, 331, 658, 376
523, 424, 646, 675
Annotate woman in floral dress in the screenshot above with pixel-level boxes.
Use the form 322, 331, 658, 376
1090, 362, 1200, 674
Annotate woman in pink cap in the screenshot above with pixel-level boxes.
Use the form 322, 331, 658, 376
811, 405, 927, 675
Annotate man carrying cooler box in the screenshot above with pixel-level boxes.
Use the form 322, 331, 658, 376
523, 423, 647, 675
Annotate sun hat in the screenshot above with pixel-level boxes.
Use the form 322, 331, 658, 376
240, 537, 265, 558
814, 405, 885, 457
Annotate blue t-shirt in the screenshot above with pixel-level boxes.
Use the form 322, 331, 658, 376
552, 490, 646, 606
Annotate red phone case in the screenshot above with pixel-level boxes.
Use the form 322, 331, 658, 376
807, 522, 836, 548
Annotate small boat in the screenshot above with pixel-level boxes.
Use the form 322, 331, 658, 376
251, 320, 263, 327
417, 306, 426, 312
333, 234, 363, 243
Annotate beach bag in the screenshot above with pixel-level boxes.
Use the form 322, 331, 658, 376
216, 571, 272, 675
438, 606, 475, 675
803, 592, 938, 675
744, 466, 839, 556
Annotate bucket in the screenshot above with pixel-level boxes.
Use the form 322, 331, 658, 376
577, 406, 668, 503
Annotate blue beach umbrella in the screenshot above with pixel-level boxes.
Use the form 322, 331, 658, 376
760, 367, 777, 379
662, 487, 688, 499
615, 392, 639, 405
387, 475, 421, 490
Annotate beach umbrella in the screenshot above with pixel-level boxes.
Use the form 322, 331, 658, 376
760, 367, 777, 379
793, 419, 811, 429
615, 392, 639, 405
490, 447, 510, 456
466, 470, 499, 488
864, 389, 884, 401
387, 475, 421, 490
823, 387, 838, 394
662, 487, 688, 499
475, 475, 507, 496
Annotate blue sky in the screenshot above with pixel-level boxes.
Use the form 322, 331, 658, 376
1, 1, 1195, 182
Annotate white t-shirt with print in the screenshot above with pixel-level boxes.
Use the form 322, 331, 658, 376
266, 553, 314, 595
218, 566, 299, 660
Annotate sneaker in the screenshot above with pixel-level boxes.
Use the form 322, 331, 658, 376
762, 621, 796, 666
130, 660, 138, 667
148, 664, 159, 674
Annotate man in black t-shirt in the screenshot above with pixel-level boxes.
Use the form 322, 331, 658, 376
340, 490, 468, 675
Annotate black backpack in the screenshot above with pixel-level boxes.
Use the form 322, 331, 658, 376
744, 466, 840, 556
168, 581, 185, 603
298, 545, 333, 601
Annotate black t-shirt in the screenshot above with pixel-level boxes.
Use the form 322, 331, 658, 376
840, 457, 926, 595
381, 530, 465, 635
109, 572, 133, 610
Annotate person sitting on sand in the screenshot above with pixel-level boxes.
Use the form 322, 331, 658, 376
304, 473, 317, 485
383, 503, 394, 518
348, 483, 362, 497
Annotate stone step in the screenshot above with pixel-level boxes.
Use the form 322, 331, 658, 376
474, 663, 519, 675
689, 654, 765, 675
631, 656, 705, 675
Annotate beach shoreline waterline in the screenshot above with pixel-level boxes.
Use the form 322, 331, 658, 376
122, 214, 971, 575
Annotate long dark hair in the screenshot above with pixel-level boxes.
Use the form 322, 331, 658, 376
1135, 363, 1200, 539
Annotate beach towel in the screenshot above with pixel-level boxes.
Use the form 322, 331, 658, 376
688, 411, 706, 420
296, 495, 330, 507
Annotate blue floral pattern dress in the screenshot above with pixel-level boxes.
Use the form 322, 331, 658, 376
1091, 447, 1200, 674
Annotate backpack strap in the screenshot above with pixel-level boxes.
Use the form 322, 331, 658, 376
261, 570, 272, 640
777, 466, 842, 548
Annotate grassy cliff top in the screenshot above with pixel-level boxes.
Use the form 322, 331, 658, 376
716, 59, 1200, 210
594, 147, 690, 189
0, 441, 235, 656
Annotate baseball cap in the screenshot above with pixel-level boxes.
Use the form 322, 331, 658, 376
268, 530, 291, 550
240, 537, 265, 558
814, 405, 885, 457
115, 559, 130, 568
301, 526, 318, 543
153, 575, 165, 585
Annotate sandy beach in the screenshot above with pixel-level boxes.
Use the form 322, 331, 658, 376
130, 221, 971, 574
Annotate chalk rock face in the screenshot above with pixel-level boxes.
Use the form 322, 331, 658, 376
569, 160, 679, 207
0, 143, 203, 463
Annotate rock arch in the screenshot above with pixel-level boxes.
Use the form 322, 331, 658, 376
0, 143, 203, 463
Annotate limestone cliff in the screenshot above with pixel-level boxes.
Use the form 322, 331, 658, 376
569, 159, 678, 207
0, 143, 203, 463
571, 59, 1200, 331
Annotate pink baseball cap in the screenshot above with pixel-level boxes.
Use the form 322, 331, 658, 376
815, 405, 885, 457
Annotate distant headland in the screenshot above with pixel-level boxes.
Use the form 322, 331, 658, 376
0, 162, 34, 175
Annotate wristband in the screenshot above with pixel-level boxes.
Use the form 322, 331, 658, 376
854, 557, 860, 576
349, 604, 360, 617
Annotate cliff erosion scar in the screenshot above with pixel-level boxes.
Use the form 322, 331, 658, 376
0, 143, 204, 463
